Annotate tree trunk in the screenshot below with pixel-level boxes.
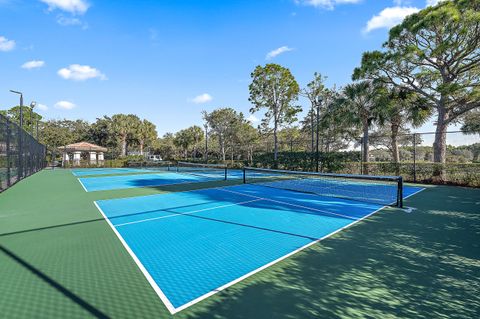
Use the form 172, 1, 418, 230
433, 110, 448, 164
433, 108, 448, 181
311, 108, 314, 154
139, 141, 144, 156
362, 119, 369, 175
391, 123, 400, 163
273, 121, 278, 167
220, 137, 226, 161
121, 136, 127, 157
390, 123, 400, 176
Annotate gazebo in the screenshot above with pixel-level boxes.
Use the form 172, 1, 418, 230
58, 142, 108, 167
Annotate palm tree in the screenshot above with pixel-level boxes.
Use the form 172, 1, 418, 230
381, 87, 431, 164
112, 114, 141, 157
339, 81, 383, 174
137, 120, 157, 156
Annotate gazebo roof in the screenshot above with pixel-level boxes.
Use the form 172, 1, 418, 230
58, 142, 107, 152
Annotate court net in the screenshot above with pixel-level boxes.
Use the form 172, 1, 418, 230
177, 162, 227, 180
243, 167, 403, 207
127, 160, 173, 171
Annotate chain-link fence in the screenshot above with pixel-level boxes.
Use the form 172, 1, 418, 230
0, 114, 46, 192
174, 130, 478, 187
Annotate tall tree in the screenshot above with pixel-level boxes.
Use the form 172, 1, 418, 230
111, 114, 141, 157
189, 125, 204, 159
461, 109, 480, 135
89, 116, 115, 148
353, 0, 480, 171
155, 133, 177, 159
202, 108, 243, 161
380, 87, 431, 163
300, 73, 327, 158
173, 126, 201, 159
137, 119, 157, 155
1, 105, 43, 135
338, 81, 384, 173
249, 64, 301, 165
236, 122, 260, 164
39, 119, 90, 147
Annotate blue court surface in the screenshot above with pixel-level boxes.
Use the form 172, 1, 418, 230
78, 170, 244, 192
72, 168, 167, 177
95, 183, 423, 313
78, 172, 221, 192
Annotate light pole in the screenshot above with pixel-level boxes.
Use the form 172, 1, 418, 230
9, 90, 23, 128
30, 101, 36, 135
315, 95, 322, 173
10, 90, 24, 179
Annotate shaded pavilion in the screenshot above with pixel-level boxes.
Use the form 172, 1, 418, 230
58, 142, 107, 167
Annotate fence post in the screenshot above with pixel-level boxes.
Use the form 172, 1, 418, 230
413, 133, 417, 183
360, 137, 364, 175
204, 123, 208, 163
6, 117, 11, 187
18, 124, 23, 180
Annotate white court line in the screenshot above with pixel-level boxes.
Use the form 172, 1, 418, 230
218, 187, 359, 221
114, 198, 263, 227
93, 183, 426, 314
94, 201, 177, 314
77, 178, 88, 192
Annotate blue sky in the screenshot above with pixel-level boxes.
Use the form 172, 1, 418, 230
0, 0, 445, 136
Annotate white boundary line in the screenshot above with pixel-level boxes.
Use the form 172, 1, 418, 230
93, 184, 426, 314
114, 199, 263, 227
403, 187, 426, 200
93, 201, 177, 314
77, 178, 88, 192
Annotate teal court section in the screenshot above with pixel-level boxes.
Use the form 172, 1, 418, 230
78, 172, 219, 192
72, 168, 168, 177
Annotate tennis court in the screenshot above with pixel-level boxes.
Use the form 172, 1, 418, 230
94, 181, 423, 313
72, 168, 166, 177
77, 163, 243, 192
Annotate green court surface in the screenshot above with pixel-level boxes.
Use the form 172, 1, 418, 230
0, 169, 478, 318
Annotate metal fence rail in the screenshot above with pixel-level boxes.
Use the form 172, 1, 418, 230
0, 113, 46, 192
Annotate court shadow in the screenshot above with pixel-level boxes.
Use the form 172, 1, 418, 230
0, 245, 110, 318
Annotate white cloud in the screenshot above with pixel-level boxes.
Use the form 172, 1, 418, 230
266, 46, 294, 60
37, 103, 48, 111
426, 0, 444, 6
190, 93, 213, 104
364, 6, 419, 33
57, 15, 81, 25
40, 0, 89, 15
58, 64, 107, 81
54, 100, 76, 110
247, 114, 259, 123
21, 60, 45, 69
0, 36, 15, 51
295, 0, 362, 10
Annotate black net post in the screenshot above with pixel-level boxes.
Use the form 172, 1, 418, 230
6, 117, 11, 187
397, 177, 404, 208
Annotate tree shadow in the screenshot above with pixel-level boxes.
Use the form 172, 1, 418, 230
175, 185, 480, 319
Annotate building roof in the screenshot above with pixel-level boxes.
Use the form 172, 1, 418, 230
58, 142, 108, 152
